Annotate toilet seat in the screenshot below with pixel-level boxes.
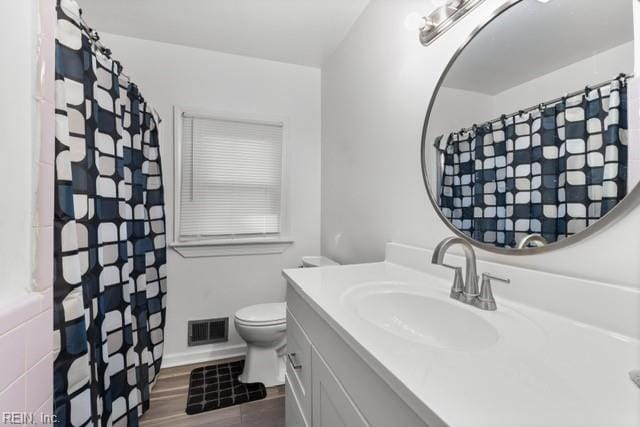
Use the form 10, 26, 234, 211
234, 302, 286, 327
235, 318, 286, 327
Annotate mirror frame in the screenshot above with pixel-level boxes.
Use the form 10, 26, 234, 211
420, 0, 640, 255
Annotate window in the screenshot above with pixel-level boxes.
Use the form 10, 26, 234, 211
173, 109, 292, 256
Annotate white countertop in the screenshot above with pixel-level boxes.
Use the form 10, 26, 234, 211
283, 260, 640, 427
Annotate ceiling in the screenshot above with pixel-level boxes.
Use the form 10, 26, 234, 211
76, 0, 370, 67
443, 0, 635, 94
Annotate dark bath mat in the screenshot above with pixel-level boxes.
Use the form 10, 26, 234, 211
185, 360, 267, 415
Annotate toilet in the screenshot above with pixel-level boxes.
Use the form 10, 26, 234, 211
234, 302, 287, 387
234, 256, 338, 386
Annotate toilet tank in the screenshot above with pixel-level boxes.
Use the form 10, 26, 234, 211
301, 256, 339, 268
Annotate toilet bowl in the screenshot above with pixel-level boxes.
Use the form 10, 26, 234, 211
234, 302, 287, 387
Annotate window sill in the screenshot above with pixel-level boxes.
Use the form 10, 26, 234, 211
170, 237, 294, 258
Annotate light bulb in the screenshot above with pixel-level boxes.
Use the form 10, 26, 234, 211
404, 12, 427, 31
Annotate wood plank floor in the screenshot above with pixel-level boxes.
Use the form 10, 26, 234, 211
141, 357, 285, 427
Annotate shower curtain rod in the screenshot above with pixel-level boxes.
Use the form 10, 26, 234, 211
77, 12, 132, 80
76, 11, 163, 124
453, 73, 635, 135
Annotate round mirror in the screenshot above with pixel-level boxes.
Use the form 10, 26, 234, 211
422, 0, 637, 253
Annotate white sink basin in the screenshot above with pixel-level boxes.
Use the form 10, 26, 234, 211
342, 282, 500, 350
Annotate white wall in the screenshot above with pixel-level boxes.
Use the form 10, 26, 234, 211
492, 41, 634, 116
101, 33, 322, 365
0, 0, 38, 301
0, 0, 55, 418
321, 0, 640, 288
426, 88, 495, 140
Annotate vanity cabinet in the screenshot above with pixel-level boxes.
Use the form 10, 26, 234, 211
285, 284, 431, 427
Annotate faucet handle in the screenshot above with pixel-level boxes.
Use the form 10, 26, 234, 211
441, 264, 464, 298
482, 273, 510, 284
474, 273, 510, 311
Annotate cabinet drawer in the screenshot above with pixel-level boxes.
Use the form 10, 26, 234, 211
286, 309, 312, 422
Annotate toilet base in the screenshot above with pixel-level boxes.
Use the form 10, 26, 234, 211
239, 341, 286, 387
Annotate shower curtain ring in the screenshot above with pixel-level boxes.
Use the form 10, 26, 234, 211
89, 29, 100, 42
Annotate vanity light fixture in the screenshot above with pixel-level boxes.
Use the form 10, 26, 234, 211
418, 0, 486, 46
404, 12, 427, 31
405, 0, 447, 32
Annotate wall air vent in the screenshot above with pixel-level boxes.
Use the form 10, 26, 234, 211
188, 317, 228, 346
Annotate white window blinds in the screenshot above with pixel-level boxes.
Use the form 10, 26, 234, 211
179, 114, 283, 240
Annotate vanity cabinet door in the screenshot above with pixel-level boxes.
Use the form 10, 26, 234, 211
311, 348, 370, 427
286, 310, 312, 422
286, 374, 310, 427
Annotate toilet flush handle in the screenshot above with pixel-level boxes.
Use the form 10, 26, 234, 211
287, 352, 302, 370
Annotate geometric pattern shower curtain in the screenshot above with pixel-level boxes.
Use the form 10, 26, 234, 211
53, 1, 167, 425
438, 76, 628, 248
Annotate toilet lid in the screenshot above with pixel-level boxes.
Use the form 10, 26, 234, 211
235, 302, 286, 326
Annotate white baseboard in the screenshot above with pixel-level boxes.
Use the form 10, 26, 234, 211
161, 343, 247, 368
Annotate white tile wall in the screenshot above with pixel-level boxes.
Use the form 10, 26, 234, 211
0, 377, 26, 416
25, 309, 53, 368
0, 0, 55, 420
25, 354, 53, 413
0, 294, 53, 419
0, 325, 28, 392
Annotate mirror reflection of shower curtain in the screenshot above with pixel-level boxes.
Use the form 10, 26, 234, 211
438, 77, 628, 248
53, 0, 167, 425
433, 135, 446, 198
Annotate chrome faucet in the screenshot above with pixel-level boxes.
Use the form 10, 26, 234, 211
432, 237, 479, 304
517, 234, 548, 249
432, 237, 510, 311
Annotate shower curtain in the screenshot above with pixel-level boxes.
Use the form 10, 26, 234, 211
438, 77, 628, 248
53, 1, 167, 425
